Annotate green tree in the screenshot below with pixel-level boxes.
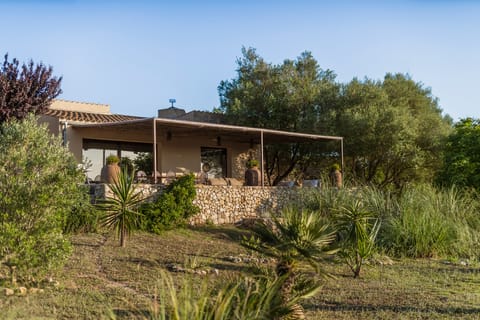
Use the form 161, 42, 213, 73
0, 54, 62, 123
0, 116, 84, 285
218, 47, 340, 185
436, 118, 480, 190
99, 168, 144, 247
334, 74, 451, 188
242, 208, 336, 319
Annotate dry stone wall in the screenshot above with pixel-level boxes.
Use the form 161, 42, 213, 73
191, 186, 300, 224
90, 184, 301, 225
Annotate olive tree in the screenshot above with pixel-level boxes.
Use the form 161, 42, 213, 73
0, 115, 84, 285
218, 48, 340, 185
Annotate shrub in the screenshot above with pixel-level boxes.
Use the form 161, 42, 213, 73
64, 186, 100, 234
140, 174, 199, 233
0, 115, 85, 285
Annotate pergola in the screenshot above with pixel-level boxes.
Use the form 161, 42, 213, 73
71, 117, 344, 186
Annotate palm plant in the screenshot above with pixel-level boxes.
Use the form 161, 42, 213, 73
242, 207, 336, 319
150, 270, 320, 320
98, 168, 143, 247
335, 199, 380, 278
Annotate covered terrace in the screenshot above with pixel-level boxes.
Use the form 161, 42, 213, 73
70, 117, 344, 186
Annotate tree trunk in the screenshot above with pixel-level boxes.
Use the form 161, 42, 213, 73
120, 228, 126, 247
276, 260, 306, 320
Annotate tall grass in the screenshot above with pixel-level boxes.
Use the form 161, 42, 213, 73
381, 184, 480, 258
301, 183, 480, 260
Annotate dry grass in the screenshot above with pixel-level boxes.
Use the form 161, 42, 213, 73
1, 226, 479, 319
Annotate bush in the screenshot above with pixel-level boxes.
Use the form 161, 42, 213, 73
0, 116, 86, 285
64, 186, 100, 234
140, 174, 199, 233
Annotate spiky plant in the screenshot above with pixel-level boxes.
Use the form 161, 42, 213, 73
98, 168, 143, 247
151, 270, 320, 320
335, 199, 380, 278
242, 207, 336, 319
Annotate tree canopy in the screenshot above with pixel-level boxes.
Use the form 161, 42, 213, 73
218, 48, 452, 188
0, 54, 62, 123
436, 118, 480, 190
335, 74, 452, 188
218, 47, 340, 185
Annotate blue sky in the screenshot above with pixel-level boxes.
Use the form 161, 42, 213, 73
1, 0, 479, 121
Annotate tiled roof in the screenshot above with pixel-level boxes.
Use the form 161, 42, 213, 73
44, 109, 145, 124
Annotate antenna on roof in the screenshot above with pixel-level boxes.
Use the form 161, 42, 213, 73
169, 98, 176, 108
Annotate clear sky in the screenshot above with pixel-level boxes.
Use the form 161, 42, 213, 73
1, 0, 478, 121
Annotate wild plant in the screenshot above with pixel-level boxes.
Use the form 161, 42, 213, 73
242, 207, 336, 319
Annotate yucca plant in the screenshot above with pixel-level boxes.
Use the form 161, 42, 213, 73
242, 207, 336, 319
98, 168, 144, 247
335, 199, 380, 278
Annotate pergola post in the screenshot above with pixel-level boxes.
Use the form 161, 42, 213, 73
153, 118, 158, 184
341, 137, 344, 177
260, 130, 264, 187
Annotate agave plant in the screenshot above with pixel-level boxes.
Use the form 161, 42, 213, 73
242, 207, 336, 319
98, 168, 144, 247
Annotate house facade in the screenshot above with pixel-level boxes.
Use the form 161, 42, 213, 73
40, 99, 343, 185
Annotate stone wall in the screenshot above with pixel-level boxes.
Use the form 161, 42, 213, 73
89, 184, 164, 203
89, 184, 301, 225
191, 186, 300, 225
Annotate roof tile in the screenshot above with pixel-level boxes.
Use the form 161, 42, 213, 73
43, 109, 144, 123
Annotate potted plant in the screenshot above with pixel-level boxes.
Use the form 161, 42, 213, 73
245, 158, 261, 186
101, 154, 121, 183
329, 163, 342, 188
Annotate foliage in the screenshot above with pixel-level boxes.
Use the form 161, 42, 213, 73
64, 186, 100, 234
0, 54, 62, 123
219, 47, 340, 185
301, 183, 480, 260
150, 270, 320, 320
119, 156, 134, 173
218, 48, 452, 189
133, 152, 153, 176
140, 174, 199, 233
335, 74, 452, 189
105, 154, 119, 165
380, 184, 480, 258
436, 117, 480, 191
0, 115, 84, 285
242, 207, 336, 319
246, 158, 259, 168
334, 199, 380, 278
98, 168, 143, 247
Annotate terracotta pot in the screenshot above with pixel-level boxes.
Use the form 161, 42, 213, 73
245, 167, 261, 186
101, 164, 120, 184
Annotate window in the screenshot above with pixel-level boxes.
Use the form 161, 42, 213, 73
201, 147, 226, 178
82, 139, 152, 181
